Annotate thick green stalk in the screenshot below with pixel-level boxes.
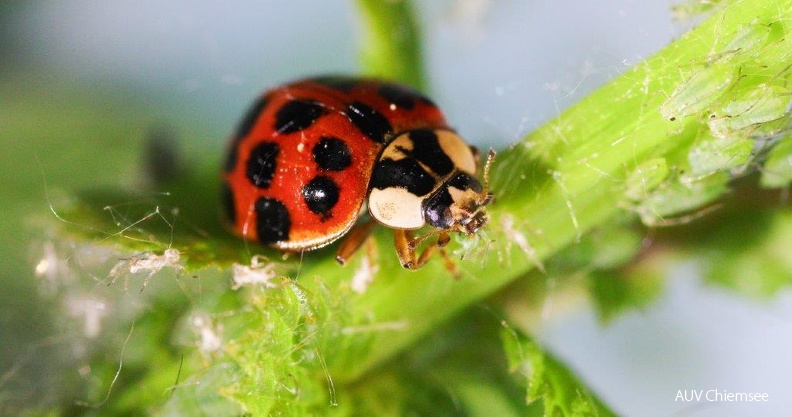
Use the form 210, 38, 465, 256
355, 0, 425, 89
319, 0, 792, 381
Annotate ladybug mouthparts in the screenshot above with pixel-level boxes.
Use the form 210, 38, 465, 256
450, 189, 494, 236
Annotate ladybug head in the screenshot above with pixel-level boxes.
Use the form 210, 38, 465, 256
423, 150, 495, 235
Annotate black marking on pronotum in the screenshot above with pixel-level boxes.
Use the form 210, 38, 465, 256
378, 83, 425, 110
246, 141, 279, 188
313, 76, 359, 92
448, 171, 483, 193
313, 137, 352, 171
407, 129, 454, 176
370, 158, 436, 196
221, 181, 236, 224
225, 94, 269, 172
302, 176, 340, 219
274, 99, 326, 134
255, 197, 291, 244
345, 101, 393, 143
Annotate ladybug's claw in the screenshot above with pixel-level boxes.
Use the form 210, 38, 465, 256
394, 229, 455, 272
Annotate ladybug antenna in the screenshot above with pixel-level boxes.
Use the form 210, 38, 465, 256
480, 149, 496, 206
483, 149, 495, 188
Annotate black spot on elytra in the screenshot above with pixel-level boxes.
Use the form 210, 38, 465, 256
345, 101, 392, 143
312, 137, 352, 171
255, 197, 290, 244
408, 129, 454, 176
418, 96, 437, 107
313, 76, 359, 92
235, 95, 269, 141
302, 176, 340, 219
275, 99, 326, 134
370, 158, 436, 196
378, 83, 427, 110
246, 142, 279, 188
221, 181, 236, 225
224, 146, 240, 173
225, 95, 269, 172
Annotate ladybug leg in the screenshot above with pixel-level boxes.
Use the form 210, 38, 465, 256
435, 248, 459, 278
414, 230, 451, 267
395, 229, 454, 271
433, 232, 461, 277
394, 229, 414, 269
336, 220, 377, 265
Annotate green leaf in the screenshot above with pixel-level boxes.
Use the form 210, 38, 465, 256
52, 165, 269, 273
341, 307, 536, 416
500, 218, 664, 325
47, 268, 240, 416
760, 135, 792, 188
675, 206, 792, 298
501, 327, 616, 416
219, 279, 341, 415
589, 265, 664, 325
192, 281, 545, 416
624, 158, 669, 201
671, 0, 724, 20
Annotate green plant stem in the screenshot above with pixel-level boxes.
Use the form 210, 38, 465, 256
319, 0, 792, 382
355, 0, 425, 89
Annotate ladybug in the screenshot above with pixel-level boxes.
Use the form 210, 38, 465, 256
221, 76, 493, 270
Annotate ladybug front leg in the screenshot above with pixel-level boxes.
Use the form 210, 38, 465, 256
336, 220, 377, 265
394, 229, 452, 271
